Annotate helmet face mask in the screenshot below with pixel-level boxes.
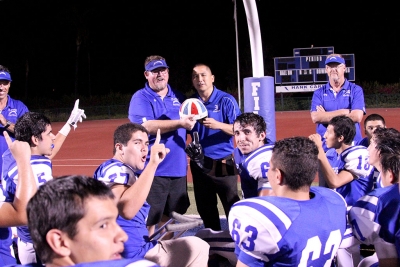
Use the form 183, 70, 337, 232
179, 98, 208, 120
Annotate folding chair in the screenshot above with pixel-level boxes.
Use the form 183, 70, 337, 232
149, 211, 204, 241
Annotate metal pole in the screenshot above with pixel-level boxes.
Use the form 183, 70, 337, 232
233, 0, 242, 109
242, 0, 264, 77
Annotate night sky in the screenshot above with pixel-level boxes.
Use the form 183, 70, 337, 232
1, 0, 399, 99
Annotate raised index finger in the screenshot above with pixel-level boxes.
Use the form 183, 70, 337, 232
154, 129, 161, 144
74, 99, 80, 110
193, 131, 200, 144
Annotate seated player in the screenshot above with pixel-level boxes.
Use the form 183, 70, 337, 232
358, 113, 386, 189
1, 100, 86, 265
233, 112, 274, 198
349, 128, 400, 267
0, 132, 36, 266
309, 115, 375, 267
357, 113, 386, 147
228, 136, 347, 266
93, 122, 209, 267
4, 175, 161, 267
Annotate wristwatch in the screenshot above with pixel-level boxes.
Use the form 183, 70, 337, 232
4, 120, 11, 129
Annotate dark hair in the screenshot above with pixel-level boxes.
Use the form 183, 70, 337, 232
234, 113, 266, 142
144, 55, 165, 67
27, 175, 115, 263
271, 137, 318, 190
15, 112, 51, 145
113, 122, 149, 154
329, 115, 356, 145
380, 153, 400, 183
364, 113, 386, 128
372, 127, 400, 155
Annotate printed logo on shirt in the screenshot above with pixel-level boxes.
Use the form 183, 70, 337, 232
8, 109, 18, 117
213, 105, 220, 112
172, 98, 180, 106
342, 90, 351, 97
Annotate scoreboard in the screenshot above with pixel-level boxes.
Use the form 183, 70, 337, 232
274, 47, 355, 84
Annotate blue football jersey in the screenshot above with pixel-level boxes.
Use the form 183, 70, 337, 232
326, 145, 374, 206
228, 187, 347, 266
93, 159, 156, 258
2, 150, 53, 244
234, 143, 274, 198
349, 184, 400, 260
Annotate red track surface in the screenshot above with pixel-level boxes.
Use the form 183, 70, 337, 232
52, 108, 400, 182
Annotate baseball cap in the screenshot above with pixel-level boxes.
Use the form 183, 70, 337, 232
145, 59, 169, 71
325, 56, 345, 65
0, 71, 12, 81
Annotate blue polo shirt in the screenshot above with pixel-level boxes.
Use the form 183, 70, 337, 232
311, 79, 365, 151
0, 96, 28, 266
190, 87, 241, 159
128, 83, 187, 177
0, 96, 29, 176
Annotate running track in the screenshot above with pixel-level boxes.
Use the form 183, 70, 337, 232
52, 108, 400, 182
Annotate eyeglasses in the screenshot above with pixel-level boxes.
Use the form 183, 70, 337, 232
148, 68, 168, 75
326, 64, 344, 70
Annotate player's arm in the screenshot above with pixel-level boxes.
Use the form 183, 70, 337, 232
309, 134, 354, 188
114, 129, 169, 220
142, 115, 195, 135
50, 99, 86, 159
0, 131, 35, 227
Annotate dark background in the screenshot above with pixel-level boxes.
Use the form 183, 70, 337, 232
0, 0, 399, 100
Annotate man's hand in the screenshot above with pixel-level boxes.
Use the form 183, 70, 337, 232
67, 99, 86, 130
180, 115, 196, 131
201, 117, 220, 130
4, 131, 30, 164
185, 132, 210, 173
149, 129, 169, 165
309, 133, 325, 155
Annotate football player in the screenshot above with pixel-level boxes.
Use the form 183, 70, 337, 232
228, 137, 347, 266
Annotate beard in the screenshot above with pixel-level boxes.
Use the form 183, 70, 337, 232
150, 78, 168, 92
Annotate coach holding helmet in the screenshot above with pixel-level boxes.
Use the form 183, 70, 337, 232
186, 63, 241, 231
128, 55, 196, 239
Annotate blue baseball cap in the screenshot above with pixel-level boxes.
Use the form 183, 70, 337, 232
325, 56, 345, 65
0, 71, 12, 81
145, 59, 169, 71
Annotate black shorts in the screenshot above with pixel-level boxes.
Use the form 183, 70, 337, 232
146, 176, 190, 226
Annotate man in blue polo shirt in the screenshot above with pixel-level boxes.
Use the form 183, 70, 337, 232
187, 63, 241, 231
0, 65, 29, 180
310, 54, 366, 152
128, 55, 196, 237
